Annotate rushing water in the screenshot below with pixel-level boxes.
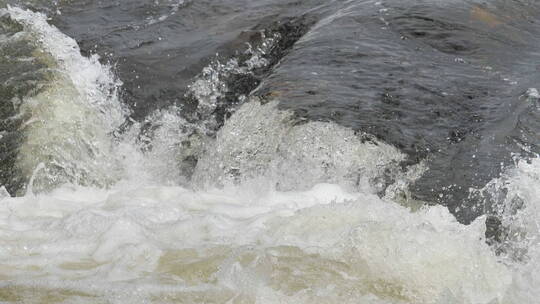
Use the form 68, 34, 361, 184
0, 1, 539, 303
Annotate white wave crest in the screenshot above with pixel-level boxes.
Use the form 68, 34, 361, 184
3, 6, 127, 193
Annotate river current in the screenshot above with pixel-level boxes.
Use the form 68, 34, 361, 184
0, 1, 539, 303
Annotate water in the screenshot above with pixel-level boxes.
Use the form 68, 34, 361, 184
0, 1, 539, 303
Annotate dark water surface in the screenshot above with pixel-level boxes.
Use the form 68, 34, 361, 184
16, 0, 540, 224
0, 0, 540, 302
2, 0, 540, 219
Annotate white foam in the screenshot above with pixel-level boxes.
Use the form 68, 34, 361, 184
0, 180, 515, 303
3, 6, 127, 193
0, 6, 538, 304
193, 99, 409, 196
474, 157, 540, 302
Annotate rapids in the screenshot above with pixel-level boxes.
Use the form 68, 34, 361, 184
0, 2, 539, 304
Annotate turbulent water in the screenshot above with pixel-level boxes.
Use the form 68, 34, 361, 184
0, 0, 539, 303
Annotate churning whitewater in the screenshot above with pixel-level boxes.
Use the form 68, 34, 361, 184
0, 3, 539, 304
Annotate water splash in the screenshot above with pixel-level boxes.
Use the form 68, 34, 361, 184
0, 5, 539, 304
2, 6, 126, 194
193, 98, 411, 197
0, 179, 514, 304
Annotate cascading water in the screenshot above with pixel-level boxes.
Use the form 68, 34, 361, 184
0, 6, 126, 195
0, 2, 539, 304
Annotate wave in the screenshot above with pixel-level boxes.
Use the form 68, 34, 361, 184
0, 5, 539, 304
0, 6, 126, 194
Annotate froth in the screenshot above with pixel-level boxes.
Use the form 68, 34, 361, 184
193, 99, 409, 196
473, 157, 540, 302
0, 5, 539, 304
4, 7, 126, 193
0, 180, 513, 303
